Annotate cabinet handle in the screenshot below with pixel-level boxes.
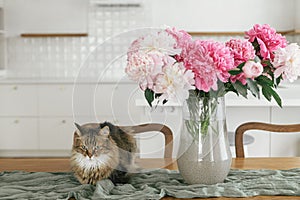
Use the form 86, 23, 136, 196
170, 106, 175, 113
13, 86, 18, 90
14, 119, 19, 124
61, 120, 66, 124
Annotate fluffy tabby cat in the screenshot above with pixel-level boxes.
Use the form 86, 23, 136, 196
70, 122, 137, 185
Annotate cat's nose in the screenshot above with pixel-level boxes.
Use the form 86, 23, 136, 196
87, 151, 93, 158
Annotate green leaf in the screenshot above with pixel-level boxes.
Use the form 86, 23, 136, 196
262, 86, 282, 107
256, 75, 274, 87
232, 81, 248, 98
269, 87, 282, 108
254, 56, 261, 63
229, 68, 242, 75
262, 86, 272, 101
247, 78, 260, 98
144, 89, 154, 107
276, 75, 282, 86
252, 38, 261, 53
261, 59, 272, 66
237, 62, 246, 70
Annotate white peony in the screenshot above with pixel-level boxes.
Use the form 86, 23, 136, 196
139, 30, 182, 56
153, 62, 195, 102
272, 43, 300, 82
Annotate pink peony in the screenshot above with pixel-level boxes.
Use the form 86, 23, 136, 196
125, 52, 163, 91
226, 39, 256, 67
242, 61, 263, 79
226, 39, 256, 85
184, 40, 235, 92
166, 27, 192, 63
245, 24, 287, 60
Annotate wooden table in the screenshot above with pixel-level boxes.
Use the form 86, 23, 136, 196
0, 157, 300, 200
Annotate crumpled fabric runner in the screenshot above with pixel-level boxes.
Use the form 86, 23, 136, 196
0, 168, 299, 200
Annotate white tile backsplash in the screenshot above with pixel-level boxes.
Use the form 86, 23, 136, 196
6, 0, 151, 80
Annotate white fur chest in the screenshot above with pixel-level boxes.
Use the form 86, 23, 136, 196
72, 153, 111, 170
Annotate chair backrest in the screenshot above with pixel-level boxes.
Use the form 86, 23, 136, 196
119, 123, 174, 158
235, 122, 300, 158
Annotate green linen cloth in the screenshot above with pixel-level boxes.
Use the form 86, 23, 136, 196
0, 168, 299, 200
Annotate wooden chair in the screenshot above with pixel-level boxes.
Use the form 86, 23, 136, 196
119, 123, 174, 158
235, 122, 300, 158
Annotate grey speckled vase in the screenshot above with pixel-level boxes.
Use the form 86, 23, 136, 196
177, 95, 232, 185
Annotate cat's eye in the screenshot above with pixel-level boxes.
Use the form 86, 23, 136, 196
94, 146, 100, 150
81, 145, 87, 150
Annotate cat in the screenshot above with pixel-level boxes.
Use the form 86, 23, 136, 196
70, 122, 137, 185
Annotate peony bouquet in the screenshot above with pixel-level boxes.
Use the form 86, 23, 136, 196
125, 24, 300, 108
125, 24, 300, 137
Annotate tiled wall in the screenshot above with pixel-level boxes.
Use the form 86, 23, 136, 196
5, 0, 299, 80
6, 0, 151, 79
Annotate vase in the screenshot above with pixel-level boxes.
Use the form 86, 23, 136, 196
177, 94, 232, 184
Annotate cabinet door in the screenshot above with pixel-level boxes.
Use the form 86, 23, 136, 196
0, 84, 38, 116
94, 84, 143, 121
39, 117, 92, 150
38, 85, 74, 117
5, 0, 88, 36
39, 117, 75, 150
226, 107, 270, 157
270, 107, 300, 157
0, 117, 38, 150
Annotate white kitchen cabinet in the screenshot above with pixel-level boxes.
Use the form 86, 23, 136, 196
226, 107, 271, 157
0, 117, 38, 150
94, 84, 143, 123
0, 1, 6, 74
39, 117, 74, 150
5, 0, 88, 36
270, 107, 300, 157
38, 84, 74, 117
0, 84, 38, 116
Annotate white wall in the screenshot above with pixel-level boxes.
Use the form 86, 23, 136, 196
151, 0, 295, 32
295, 0, 300, 30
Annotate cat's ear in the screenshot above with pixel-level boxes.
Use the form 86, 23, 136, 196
74, 123, 83, 145
74, 122, 84, 135
99, 126, 110, 137
73, 131, 81, 145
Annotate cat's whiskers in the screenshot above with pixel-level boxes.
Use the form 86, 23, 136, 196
73, 152, 112, 170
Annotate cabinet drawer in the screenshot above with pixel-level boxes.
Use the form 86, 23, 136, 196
39, 117, 92, 150
0, 85, 38, 116
39, 117, 74, 150
38, 85, 73, 116
94, 84, 142, 118
0, 117, 38, 150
